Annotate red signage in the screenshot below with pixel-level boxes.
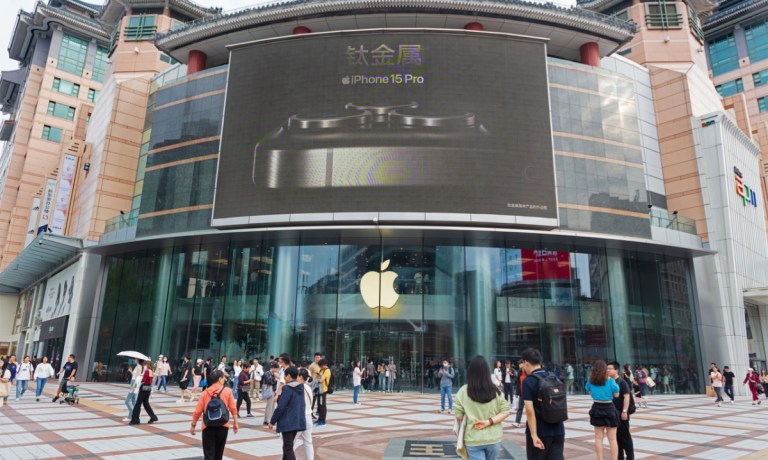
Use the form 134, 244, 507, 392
521, 250, 571, 280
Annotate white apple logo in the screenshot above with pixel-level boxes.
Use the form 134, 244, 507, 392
360, 259, 399, 309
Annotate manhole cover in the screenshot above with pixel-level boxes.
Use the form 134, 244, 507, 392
401, 440, 518, 458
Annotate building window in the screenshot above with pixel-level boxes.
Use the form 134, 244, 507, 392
124, 15, 157, 41
159, 54, 179, 65
57, 34, 89, 76
759, 97, 768, 112
645, 2, 683, 29
52, 78, 80, 97
754, 69, 768, 87
92, 47, 109, 83
746, 20, 768, 65
613, 8, 631, 23
47, 101, 76, 121
716, 78, 744, 97
689, 7, 704, 43
42, 125, 63, 142
87, 88, 99, 103
708, 34, 739, 77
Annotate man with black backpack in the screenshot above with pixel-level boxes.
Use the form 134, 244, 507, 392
608, 361, 634, 460
520, 348, 566, 460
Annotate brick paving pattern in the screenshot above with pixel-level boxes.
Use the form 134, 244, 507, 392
1, 383, 768, 459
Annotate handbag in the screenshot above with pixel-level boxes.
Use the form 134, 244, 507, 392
706, 385, 715, 397
646, 376, 656, 388
453, 416, 468, 460
141, 384, 153, 392
0, 382, 8, 398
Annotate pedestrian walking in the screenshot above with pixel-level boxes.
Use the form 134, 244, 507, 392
454, 355, 510, 459
15, 356, 33, 401
520, 348, 566, 460
52, 354, 77, 403
0, 358, 10, 407
129, 359, 159, 425
387, 360, 397, 393
250, 358, 263, 401
512, 363, 527, 428
156, 356, 170, 392
634, 365, 649, 408
710, 365, 724, 406
178, 355, 193, 403
314, 359, 331, 426
3, 354, 16, 404
503, 360, 515, 405
192, 358, 204, 398
217, 356, 230, 381
263, 362, 279, 425
33, 356, 55, 402
607, 361, 634, 460
152, 355, 163, 388
269, 366, 307, 460
236, 364, 254, 417
492, 360, 503, 393
586, 360, 620, 460
191, 370, 239, 460
365, 359, 376, 392
760, 369, 768, 400
232, 359, 243, 391
352, 360, 362, 404
439, 359, 455, 414
378, 362, 386, 392
123, 361, 142, 421
744, 368, 762, 405
296, 369, 315, 460
722, 366, 735, 403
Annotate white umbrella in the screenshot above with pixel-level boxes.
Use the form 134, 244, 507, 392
117, 351, 151, 361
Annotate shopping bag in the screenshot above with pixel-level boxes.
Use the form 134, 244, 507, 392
646, 376, 656, 388
453, 417, 468, 460
706, 385, 715, 397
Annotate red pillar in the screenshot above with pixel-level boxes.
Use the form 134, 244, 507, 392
187, 50, 207, 75
580, 42, 600, 67
464, 22, 484, 31
293, 26, 311, 35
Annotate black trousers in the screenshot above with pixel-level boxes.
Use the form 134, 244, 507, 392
202, 425, 229, 460
617, 419, 634, 460
281, 430, 298, 460
236, 390, 251, 414
724, 384, 734, 401
317, 392, 327, 422
525, 433, 564, 460
130, 389, 157, 423
311, 387, 319, 411
503, 382, 515, 404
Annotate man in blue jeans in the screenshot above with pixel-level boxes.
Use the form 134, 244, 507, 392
438, 359, 454, 413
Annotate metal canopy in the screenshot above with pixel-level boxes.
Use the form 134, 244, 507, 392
0, 234, 83, 294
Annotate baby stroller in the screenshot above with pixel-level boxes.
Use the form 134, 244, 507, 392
61, 381, 80, 405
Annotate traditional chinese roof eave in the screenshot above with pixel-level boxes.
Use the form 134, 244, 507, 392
99, 0, 220, 26
703, 0, 768, 34
156, 0, 636, 54
576, 0, 627, 13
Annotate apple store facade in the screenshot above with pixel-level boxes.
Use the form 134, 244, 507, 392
91, 228, 703, 393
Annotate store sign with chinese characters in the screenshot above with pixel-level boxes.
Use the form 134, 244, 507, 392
734, 166, 758, 208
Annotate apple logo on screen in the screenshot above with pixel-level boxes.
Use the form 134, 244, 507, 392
360, 260, 399, 309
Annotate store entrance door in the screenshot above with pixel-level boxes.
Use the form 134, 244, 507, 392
334, 330, 422, 392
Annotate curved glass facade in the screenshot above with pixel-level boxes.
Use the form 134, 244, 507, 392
93, 230, 702, 393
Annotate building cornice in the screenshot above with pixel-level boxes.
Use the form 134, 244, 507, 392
99, 0, 220, 26
703, 0, 768, 31
156, 0, 636, 52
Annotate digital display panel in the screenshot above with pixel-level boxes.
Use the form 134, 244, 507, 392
213, 30, 557, 224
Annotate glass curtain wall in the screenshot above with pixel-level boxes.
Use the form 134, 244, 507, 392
93, 231, 702, 393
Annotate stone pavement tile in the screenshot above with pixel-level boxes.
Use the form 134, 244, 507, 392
0, 444, 65, 460
392, 412, 455, 422
0, 433, 42, 446
345, 406, 409, 416
729, 439, 768, 450
76, 434, 186, 454
39, 418, 122, 430
335, 415, 408, 428
665, 423, 747, 436
632, 428, 723, 443
226, 438, 285, 457
59, 426, 147, 440
101, 447, 217, 460
689, 447, 754, 459
632, 438, 694, 454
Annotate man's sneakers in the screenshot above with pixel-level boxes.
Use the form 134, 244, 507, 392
512, 422, 521, 428
717, 402, 722, 407
52, 396, 59, 403
730, 400, 735, 404
313, 421, 326, 427
247, 413, 255, 418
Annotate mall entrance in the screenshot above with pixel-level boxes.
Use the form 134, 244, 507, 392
331, 329, 422, 392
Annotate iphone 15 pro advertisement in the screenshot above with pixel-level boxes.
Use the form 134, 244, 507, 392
213, 30, 556, 223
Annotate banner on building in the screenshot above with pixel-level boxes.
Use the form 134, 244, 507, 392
40, 262, 81, 322
51, 154, 77, 235
37, 178, 57, 234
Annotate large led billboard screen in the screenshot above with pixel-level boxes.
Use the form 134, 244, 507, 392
213, 30, 557, 226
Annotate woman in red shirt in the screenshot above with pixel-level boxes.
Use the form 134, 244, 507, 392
744, 368, 762, 405
191, 370, 239, 460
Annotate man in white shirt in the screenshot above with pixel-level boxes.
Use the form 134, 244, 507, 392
217, 356, 230, 379
15, 356, 33, 401
250, 358, 264, 401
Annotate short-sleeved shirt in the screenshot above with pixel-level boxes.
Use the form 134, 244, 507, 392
7, 363, 17, 381
320, 368, 331, 393
723, 371, 735, 386
611, 377, 631, 416
62, 361, 77, 380
522, 369, 565, 437
586, 378, 620, 401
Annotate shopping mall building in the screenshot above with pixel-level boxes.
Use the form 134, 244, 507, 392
1, 0, 768, 393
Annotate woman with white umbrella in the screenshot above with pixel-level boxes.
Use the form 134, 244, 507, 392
129, 358, 158, 425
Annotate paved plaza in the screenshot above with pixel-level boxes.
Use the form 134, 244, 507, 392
1, 384, 768, 459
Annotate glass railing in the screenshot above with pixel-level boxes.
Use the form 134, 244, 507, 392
103, 212, 139, 233
650, 210, 697, 235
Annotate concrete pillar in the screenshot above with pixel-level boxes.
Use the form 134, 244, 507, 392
580, 42, 600, 67
187, 50, 207, 75
606, 249, 631, 364
465, 248, 498, 361
267, 246, 299, 357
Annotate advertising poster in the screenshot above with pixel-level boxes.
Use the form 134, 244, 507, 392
51, 154, 77, 235
40, 262, 80, 322
37, 178, 57, 234
214, 31, 556, 222
25, 197, 40, 247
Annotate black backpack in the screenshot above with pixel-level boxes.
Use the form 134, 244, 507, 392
531, 371, 568, 424
203, 391, 230, 427
326, 369, 334, 394
623, 378, 637, 415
